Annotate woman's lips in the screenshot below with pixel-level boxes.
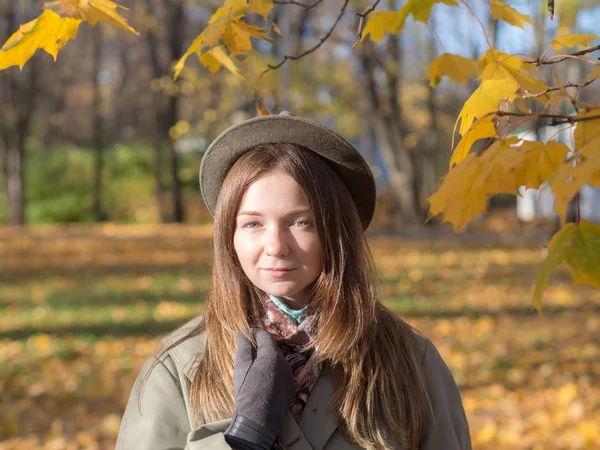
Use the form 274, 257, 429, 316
263, 268, 294, 278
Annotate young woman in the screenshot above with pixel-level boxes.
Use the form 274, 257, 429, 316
116, 112, 471, 450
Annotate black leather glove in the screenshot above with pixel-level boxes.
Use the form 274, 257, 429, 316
224, 330, 296, 450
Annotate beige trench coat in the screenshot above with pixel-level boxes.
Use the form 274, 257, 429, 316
116, 317, 471, 450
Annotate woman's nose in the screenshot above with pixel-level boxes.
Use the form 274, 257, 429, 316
264, 226, 290, 257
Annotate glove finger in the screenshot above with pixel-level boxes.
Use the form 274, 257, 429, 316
234, 331, 255, 368
254, 330, 279, 358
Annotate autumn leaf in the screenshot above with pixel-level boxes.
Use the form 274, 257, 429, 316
573, 108, 600, 149
362, 0, 458, 42
549, 137, 600, 223
428, 152, 487, 231
550, 33, 598, 51
521, 140, 571, 188
199, 46, 244, 79
248, 0, 274, 19
0, 9, 81, 70
361, 11, 406, 42
45, 0, 138, 35
489, 0, 534, 29
225, 21, 271, 56
256, 99, 270, 116
456, 78, 518, 136
449, 116, 497, 169
430, 137, 522, 231
533, 221, 600, 311
585, 65, 600, 82
427, 53, 477, 88
399, 0, 459, 24
175, 0, 272, 79
478, 49, 548, 96
430, 137, 571, 231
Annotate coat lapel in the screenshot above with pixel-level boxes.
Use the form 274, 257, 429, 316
297, 368, 340, 450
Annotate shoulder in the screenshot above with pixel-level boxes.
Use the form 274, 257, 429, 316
157, 315, 208, 382
412, 332, 456, 389
412, 333, 472, 449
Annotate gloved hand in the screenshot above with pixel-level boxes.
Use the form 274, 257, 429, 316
224, 330, 296, 450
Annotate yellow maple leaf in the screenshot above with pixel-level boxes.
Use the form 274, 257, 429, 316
549, 137, 600, 222
449, 115, 496, 169
361, 11, 406, 43
430, 137, 570, 231
428, 153, 487, 231
456, 78, 518, 136
573, 108, 600, 149
521, 140, 571, 188
209, 0, 248, 25
478, 49, 548, 96
224, 21, 270, 56
199, 45, 244, 79
0, 9, 81, 70
174, 30, 207, 80
46, 0, 138, 35
427, 53, 477, 88
399, 0, 459, 24
533, 220, 600, 311
489, 0, 533, 29
585, 65, 600, 82
550, 33, 597, 51
429, 138, 523, 231
248, 0, 274, 19
175, 0, 271, 79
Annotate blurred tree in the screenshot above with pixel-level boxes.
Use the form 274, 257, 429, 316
144, 0, 186, 222
0, 1, 42, 225
92, 25, 107, 221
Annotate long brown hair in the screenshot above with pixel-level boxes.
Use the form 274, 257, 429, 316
163, 143, 431, 449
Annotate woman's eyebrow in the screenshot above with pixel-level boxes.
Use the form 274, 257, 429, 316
237, 209, 312, 217
237, 210, 262, 217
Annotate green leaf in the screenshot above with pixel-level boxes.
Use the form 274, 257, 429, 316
534, 221, 600, 311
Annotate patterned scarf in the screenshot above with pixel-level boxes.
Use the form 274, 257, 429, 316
261, 295, 321, 421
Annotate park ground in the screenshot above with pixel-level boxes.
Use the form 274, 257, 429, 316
0, 224, 599, 449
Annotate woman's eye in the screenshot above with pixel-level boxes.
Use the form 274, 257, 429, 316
294, 219, 312, 227
242, 221, 261, 229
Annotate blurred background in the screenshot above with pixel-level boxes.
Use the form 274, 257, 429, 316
1, 1, 599, 449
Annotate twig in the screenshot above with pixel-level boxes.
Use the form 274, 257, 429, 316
458, 0, 494, 52
352, 0, 382, 49
489, 111, 600, 127
522, 78, 597, 99
531, 44, 600, 66
265, 0, 349, 71
273, 0, 325, 11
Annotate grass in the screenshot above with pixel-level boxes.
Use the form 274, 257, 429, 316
1, 225, 599, 449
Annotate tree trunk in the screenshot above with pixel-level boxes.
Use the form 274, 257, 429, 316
92, 26, 107, 221
145, 0, 185, 222
166, 0, 185, 222
359, 42, 420, 225
145, 0, 168, 222
5, 133, 25, 225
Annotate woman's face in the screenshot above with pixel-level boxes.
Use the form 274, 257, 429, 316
233, 170, 322, 308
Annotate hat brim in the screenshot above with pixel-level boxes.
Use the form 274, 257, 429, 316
199, 114, 376, 230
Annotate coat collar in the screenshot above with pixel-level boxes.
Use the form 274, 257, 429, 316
162, 317, 340, 450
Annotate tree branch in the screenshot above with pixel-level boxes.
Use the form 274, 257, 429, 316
352, 0, 382, 48
273, 0, 325, 10
532, 44, 600, 65
264, 0, 348, 71
489, 111, 600, 127
521, 77, 597, 99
